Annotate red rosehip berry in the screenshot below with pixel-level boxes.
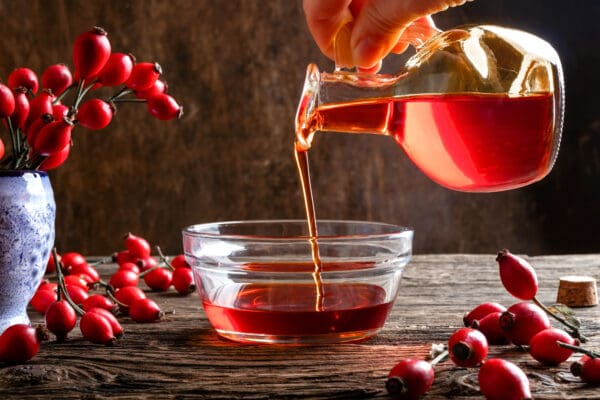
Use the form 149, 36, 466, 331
0, 324, 47, 364
118, 262, 141, 275
114, 286, 146, 314
45, 300, 77, 341
37, 280, 58, 293
63, 274, 89, 292
109, 269, 139, 289
25, 90, 54, 132
52, 103, 69, 119
30, 288, 58, 314
471, 311, 508, 345
97, 52, 135, 87
33, 118, 74, 156
529, 328, 576, 365
39, 144, 71, 171
82, 294, 115, 312
571, 355, 600, 384
499, 302, 550, 346
134, 79, 167, 99
143, 267, 172, 292
147, 93, 182, 120
172, 267, 195, 295
76, 98, 114, 130
478, 359, 531, 400
0, 84, 16, 118
87, 307, 123, 338
170, 254, 191, 269
60, 252, 87, 270
463, 302, 506, 327
124, 232, 151, 259
41, 63, 73, 96
65, 283, 89, 305
0, 138, 3, 160
129, 298, 163, 323
80, 311, 116, 345
26, 113, 54, 149
386, 359, 434, 400
9, 87, 29, 130
496, 249, 538, 300
7, 67, 39, 94
448, 328, 488, 367
73, 27, 111, 80
68, 262, 100, 283
126, 62, 162, 91
136, 256, 158, 272
113, 250, 138, 266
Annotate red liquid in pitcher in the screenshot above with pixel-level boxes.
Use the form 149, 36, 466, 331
300, 92, 555, 192
202, 276, 392, 338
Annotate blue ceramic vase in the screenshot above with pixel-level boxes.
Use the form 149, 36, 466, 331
0, 171, 55, 334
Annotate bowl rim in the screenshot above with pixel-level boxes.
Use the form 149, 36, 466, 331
182, 219, 414, 241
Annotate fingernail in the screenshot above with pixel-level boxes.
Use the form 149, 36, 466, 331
352, 37, 382, 69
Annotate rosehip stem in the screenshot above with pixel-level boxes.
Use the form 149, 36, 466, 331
92, 279, 111, 290
53, 248, 85, 316
77, 82, 97, 104
155, 246, 175, 271
68, 79, 86, 118
532, 296, 588, 343
110, 98, 146, 104
5, 117, 18, 169
14, 135, 30, 169
9, 119, 20, 153
103, 285, 128, 309
138, 265, 166, 278
108, 87, 133, 102
556, 341, 599, 358
54, 84, 75, 104
89, 255, 114, 266
27, 153, 47, 170
430, 349, 449, 366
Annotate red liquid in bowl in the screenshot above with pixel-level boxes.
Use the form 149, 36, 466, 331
200, 270, 394, 343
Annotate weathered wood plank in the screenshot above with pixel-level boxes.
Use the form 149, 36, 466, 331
0, 254, 598, 399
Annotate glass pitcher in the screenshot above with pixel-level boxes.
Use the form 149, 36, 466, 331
296, 25, 564, 192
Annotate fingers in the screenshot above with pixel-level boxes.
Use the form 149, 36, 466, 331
303, 0, 353, 60
358, 60, 382, 74
351, 0, 472, 68
398, 16, 440, 49
303, 0, 472, 69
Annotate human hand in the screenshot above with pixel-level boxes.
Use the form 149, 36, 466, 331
303, 0, 473, 71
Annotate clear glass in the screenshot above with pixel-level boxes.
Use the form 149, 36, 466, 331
182, 220, 413, 344
296, 25, 564, 192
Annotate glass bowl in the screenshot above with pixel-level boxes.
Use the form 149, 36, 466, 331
182, 220, 413, 344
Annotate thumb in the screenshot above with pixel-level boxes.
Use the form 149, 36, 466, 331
350, 0, 471, 68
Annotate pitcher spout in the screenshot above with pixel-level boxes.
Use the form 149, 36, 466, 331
295, 64, 321, 151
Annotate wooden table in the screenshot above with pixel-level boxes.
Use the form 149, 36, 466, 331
1, 254, 598, 399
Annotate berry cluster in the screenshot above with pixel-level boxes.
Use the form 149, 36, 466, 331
386, 249, 598, 399
0, 26, 182, 171
0, 232, 194, 363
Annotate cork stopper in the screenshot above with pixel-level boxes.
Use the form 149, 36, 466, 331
556, 276, 598, 307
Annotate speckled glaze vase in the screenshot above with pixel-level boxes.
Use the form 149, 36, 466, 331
0, 171, 55, 334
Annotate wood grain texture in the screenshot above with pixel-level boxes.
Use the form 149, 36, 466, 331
0, 254, 598, 399
0, 1, 598, 256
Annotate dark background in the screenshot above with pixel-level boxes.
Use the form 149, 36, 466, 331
0, 1, 598, 256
